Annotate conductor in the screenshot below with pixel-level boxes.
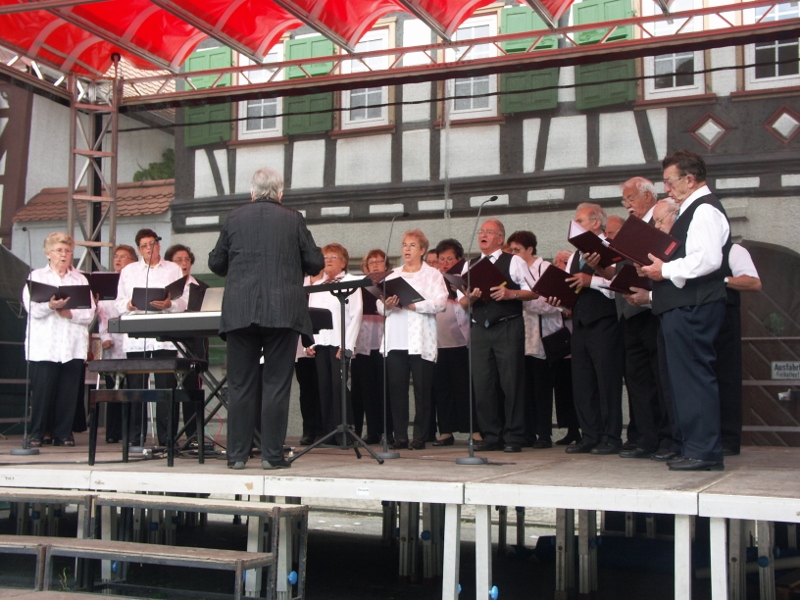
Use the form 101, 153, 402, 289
209, 167, 324, 470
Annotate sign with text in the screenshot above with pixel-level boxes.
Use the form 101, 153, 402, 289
772, 362, 800, 380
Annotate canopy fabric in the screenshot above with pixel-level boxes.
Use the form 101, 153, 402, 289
0, 0, 576, 76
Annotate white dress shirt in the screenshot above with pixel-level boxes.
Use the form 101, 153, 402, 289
355, 313, 384, 356
309, 272, 364, 353
115, 258, 189, 353
97, 299, 127, 359
523, 258, 565, 359
378, 263, 448, 362
22, 265, 96, 363
660, 185, 731, 289
728, 244, 759, 278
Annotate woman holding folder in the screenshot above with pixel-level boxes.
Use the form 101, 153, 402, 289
378, 230, 448, 450
21, 232, 96, 447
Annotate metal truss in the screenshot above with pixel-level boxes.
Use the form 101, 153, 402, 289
66, 65, 119, 272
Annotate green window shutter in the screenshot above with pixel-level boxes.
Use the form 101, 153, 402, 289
184, 47, 232, 147
573, 0, 636, 110
284, 36, 334, 135
499, 6, 559, 114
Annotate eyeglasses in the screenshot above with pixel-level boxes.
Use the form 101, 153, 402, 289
621, 191, 646, 206
367, 259, 385, 266
478, 229, 499, 236
324, 255, 341, 261
138, 241, 158, 250
49, 248, 73, 255
654, 213, 676, 226
508, 246, 523, 254
662, 175, 685, 188
113, 253, 132, 260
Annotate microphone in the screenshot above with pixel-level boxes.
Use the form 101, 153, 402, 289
155, 236, 162, 241
383, 211, 409, 261
466, 196, 498, 259
22, 226, 28, 232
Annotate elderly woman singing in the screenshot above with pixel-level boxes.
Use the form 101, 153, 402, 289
22, 232, 96, 447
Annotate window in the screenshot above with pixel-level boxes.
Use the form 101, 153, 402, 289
184, 45, 232, 147
284, 35, 335, 136
237, 47, 283, 140
446, 15, 497, 119
642, 0, 705, 99
341, 30, 390, 128
745, 2, 800, 89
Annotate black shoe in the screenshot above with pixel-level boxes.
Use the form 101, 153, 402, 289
105, 438, 120, 444
298, 435, 315, 446
227, 461, 246, 470
432, 436, 455, 447
619, 447, 654, 459
722, 447, 740, 457
409, 440, 426, 450
565, 441, 596, 454
362, 434, 381, 445
532, 439, 552, 449
503, 444, 521, 453
262, 458, 291, 470
53, 436, 75, 447
591, 442, 622, 455
652, 449, 678, 462
555, 431, 581, 446
667, 457, 724, 471
473, 441, 502, 451
621, 440, 638, 451
391, 439, 409, 450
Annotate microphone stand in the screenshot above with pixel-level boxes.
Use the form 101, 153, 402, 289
456, 196, 497, 466
12, 227, 40, 456
377, 212, 408, 460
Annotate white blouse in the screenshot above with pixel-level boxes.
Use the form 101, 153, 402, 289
355, 314, 384, 356
115, 258, 189, 353
436, 299, 468, 349
22, 265, 96, 363
97, 299, 127, 359
378, 263, 448, 362
309, 272, 364, 353
523, 258, 566, 359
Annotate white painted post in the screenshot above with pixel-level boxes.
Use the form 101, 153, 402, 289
441, 504, 461, 600
245, 496, 264, 597
710, 517, 728, 600
475, 505, 493, 600
556, 508, 575, 599
757, 520, 776, 600
277, 515, 291, 600
674, 514, 692, 600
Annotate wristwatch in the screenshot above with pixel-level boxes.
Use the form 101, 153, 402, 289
514, 291, 519, 300
724, 276, 730, 284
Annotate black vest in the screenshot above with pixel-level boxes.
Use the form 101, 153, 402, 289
469, 253, 522, 328
569, 251, 618, 326
651, 193, 731, 316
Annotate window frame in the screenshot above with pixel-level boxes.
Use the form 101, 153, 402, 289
340, 28, 392, 130
236, 46, 284, 141
743, 1, 800, 90
445, 14, 499, 120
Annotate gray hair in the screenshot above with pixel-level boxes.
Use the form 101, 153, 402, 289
621, 176, 657, 197
483, 218, 505, 238
656, 198, 678, 213
576, 202, 607, 230
251, 167, 284, 201
43, 231, 74, 253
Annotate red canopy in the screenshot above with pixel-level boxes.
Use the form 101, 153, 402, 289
0, 0, 576, 76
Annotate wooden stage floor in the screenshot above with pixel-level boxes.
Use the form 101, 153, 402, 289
2, 434, 800, 600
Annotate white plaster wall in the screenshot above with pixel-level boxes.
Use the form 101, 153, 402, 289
403, 83, 432, 123
235, 145, 285, 194
647, 108, 668, 161
710, 46, 738, 97
110, 115, 173, 183
194, 149, 228, 198
598, 112, 645, 166
335, 135, 392, 186
25, 96, 75, 202
402, 19, 432, 66
522, 118, 541, 173
545, 116, 587, 171
402, 129, 430, 181
290, 140, 326, 189
440, 125, 500, 179
557, 67, 576, 104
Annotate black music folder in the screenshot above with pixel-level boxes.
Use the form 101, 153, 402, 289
310, 307, 333, 332
132, 275, 188, 310
366, 276, 424, 308
531, 264, 581, 308
466, 256, 508, 304
568, 221, 624, 268
29, 281, 92, 309
361, 286, 379, 316
605, 263, 652, 294
85, 271, 120, 301
608, 215, 681, 266
443, 260, 466, 299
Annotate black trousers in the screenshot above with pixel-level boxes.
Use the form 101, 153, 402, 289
386, 350, 434, 443
315, 345, 353, 438
622, 312, 666, 452
551, 357, 580, 431
715, 303, 743, 452
524, 355, 554, 442
225, 325, 298, 463
126, 350, 178, 446
295, 356, 323, 439
471, 317, 526, 446
570, 315, 624, 446
29, 359, 84, 441
660, 301, 726, 462
432, 346, 470, 435
351, 350, 390, 438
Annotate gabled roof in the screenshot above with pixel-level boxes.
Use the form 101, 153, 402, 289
13, 179, 174, 222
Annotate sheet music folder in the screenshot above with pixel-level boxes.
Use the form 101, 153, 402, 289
29, 280, 92, 309
132, 275, 187, 310
467, 256, 508, 304
604, 263, 652, 294
531, 264, 581, 308
442, 260, 466, 299
568, 221, 624, 268
608, 216, 681, 266
85, 271, 120, 300
365, 275, 425, 308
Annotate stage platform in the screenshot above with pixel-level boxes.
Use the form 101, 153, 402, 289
1, 434, 799, 600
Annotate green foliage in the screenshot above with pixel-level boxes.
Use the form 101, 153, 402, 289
133, 149, 175, 182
